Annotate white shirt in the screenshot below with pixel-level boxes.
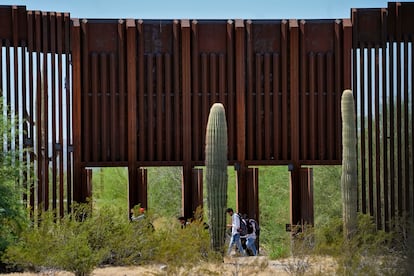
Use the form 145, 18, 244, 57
231, 213, 240, 236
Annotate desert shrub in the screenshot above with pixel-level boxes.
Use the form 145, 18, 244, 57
0, 179, 28, 272
285, 225, 316, 275
281, 214, 410, 275
3, 205, 107, 276
0, 100, 29, 272
313, 216, 343, 256
313, 213, 407, 275
152, 217, 221, 271
3, 203, 221, 275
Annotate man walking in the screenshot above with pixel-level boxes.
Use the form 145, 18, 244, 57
226, 208, 246, 256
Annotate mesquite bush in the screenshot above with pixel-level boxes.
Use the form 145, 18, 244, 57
340, 89, 358, 239
205, 103, 228, 252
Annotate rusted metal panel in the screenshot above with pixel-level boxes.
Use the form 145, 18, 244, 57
165, 53, 172, 160
246, 167, 259, 222
20, 40, 28, 205
81, 19, 90, 162
192, 168, 204, 211
367, 44, 374, 217
263, 53, 271, 160
72, 18, 83, 203
299, 167, 314, 226
56, 13, 65, 216
135, 20, 181, 163
86, 19, 120, 52
127, 18, 138, 209
191, 21, 201, 162
246, 20, 254, 161
402, 35, 410, 217
290, 19, 300, 164
65, 13, 72, 211
26, 12, 35, 208
388, 2, 414, 42
137, 20, 145, 161
50, 12, 57, 210
182, 19, 194, 219
281, 20, 289, 161
381, 39, 389, 231
298, 20, 347, 164
118, 20, 126, 161
138, 168, 148, 209
226, 20, 235, 162
146, 53, 154, 161
398, 2, 414, 38
42, 11, 50, 210
156, 54, 163, 160
173, 20, 182, 161
374, 45, 382, 228
0, 5, 27, 47
77, 19, 130, 164
352, 8, 385, 47
190, 20, 235, 163
244, 20, 289, 162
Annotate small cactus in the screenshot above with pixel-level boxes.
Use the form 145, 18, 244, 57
341, 89, 358, 239
205, 103, 228, 252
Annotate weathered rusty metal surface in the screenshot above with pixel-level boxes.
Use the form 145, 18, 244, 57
352, 2, 414, 230
70, 17, 349, 167
0, 6, 72, 216
0, 2, 413, 229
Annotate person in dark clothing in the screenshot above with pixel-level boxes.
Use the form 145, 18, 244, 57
178, 216, 189, 229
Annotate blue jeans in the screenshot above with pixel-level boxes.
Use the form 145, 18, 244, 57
246, 237, 257, 256
227, 233, 245, 256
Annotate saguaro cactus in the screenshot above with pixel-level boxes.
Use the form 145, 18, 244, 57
205, 103, 228, 252
341, 89, 358, 239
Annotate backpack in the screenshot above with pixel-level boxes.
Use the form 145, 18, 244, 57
246, 219, 254, 234
236, 213, 248, 236
248, 218, 260, 236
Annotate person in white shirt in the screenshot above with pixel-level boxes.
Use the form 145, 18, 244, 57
226, 208, 246, 256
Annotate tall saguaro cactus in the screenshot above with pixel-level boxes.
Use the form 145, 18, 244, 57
205, 103, 228, 252
341, 89, 358, 239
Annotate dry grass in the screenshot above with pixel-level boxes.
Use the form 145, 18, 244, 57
3, 255, 338, 276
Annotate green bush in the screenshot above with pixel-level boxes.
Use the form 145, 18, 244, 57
0, 180, 28, 264
3, 206, 105, 276
0, 99, 29, 272
313, 213, 407, 275
2, 203, 220, 275
151, 216, 221, 271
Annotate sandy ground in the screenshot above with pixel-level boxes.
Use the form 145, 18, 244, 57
3, 255, 337, 275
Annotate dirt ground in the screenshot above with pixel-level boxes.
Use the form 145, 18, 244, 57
4, 255, 337, 276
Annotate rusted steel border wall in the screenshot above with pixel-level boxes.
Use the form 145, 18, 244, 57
69, 17, 351, 220
0, 5, 72, 217
70, 18, 349, 166
352, 2, 414, 230
0, 2, 413, 229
